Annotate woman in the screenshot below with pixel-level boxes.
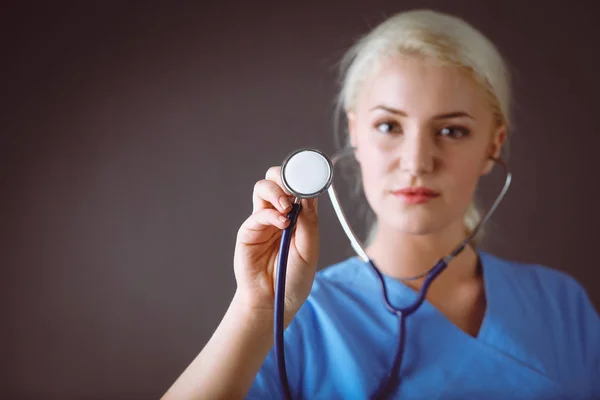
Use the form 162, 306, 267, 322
162, 9, 600, 399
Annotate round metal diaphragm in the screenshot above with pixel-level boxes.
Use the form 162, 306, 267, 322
281, 148, 333, 198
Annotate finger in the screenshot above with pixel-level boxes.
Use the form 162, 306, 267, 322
265, 166, 293, 196
288, 196, 319, 264
237, 209, 290, 244
252, 179, 293, 214
302, 197, 318, 215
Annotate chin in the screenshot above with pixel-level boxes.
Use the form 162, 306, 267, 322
398, 221, 446, 236
379, 207, 455, 237
386, 215, 443, 236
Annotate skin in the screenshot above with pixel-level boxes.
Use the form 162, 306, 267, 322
161, 53, 508, 400
348, 54, 506, 336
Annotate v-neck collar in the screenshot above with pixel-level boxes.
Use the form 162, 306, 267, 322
353, 248, 497, 342
339, 250, 570, 398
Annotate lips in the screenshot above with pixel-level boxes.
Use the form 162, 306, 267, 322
391, 187, 440, 204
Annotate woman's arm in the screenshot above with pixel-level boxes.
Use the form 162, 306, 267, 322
161, 292, 274, 400
162, 165, 320, 399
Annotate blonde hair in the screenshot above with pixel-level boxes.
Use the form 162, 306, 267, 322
335, 9, 512, 246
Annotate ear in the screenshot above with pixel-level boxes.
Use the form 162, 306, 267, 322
347, 112, 362, 164
347, 112, 357, 147
481, 125, 507, 175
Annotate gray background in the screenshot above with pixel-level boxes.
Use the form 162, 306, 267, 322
2, 1, 599, 398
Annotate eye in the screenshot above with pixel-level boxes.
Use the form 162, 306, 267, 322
376, 121, 402, 134
439, 126, 470, 139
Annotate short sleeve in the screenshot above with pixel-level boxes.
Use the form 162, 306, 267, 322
571, 279, 600, 398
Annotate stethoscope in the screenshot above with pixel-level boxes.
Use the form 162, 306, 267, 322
274, 147, 512, 400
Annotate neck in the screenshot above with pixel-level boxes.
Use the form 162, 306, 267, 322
365, 221, 481, 288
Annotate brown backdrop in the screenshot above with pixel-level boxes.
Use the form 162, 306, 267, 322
2, 1, 599, 399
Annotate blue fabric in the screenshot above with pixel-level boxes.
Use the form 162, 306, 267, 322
247, 250, 600, 399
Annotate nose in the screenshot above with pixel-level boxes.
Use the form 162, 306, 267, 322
398, 129, 435, 176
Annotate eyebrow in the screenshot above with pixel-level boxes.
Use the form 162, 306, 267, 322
369, 105, 476, 121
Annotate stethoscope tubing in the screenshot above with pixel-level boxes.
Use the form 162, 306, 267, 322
274, 202, 302, 400
274, 148, 511, 400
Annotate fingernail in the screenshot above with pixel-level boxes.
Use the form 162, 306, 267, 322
279, 196, 291, 211
279, 216, 288, 223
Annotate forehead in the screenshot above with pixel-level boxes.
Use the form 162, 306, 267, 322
356, 55, 489, 116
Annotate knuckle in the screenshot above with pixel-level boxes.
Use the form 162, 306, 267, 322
259, 180, 281, 199
236, 223, 246, 240
240, 213, 253, 228
252, 179, 270, 198
265, 166, 281, 181
253, 208, 270, 222
253, 179, 266, 192
260, 208, 276, 220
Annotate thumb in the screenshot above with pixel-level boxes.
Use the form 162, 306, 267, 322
304, 197, 318, 215
292, 197, 319, 263
296, 197, 318, 232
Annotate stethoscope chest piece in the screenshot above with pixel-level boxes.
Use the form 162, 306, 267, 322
281, 148, 333, 199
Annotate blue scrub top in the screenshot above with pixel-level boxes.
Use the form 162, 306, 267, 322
247, 249, 600, 399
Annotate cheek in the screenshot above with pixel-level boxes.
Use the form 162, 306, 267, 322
355, 144, 389, 208
357, 149, 384, 192
445, 155, 486, 204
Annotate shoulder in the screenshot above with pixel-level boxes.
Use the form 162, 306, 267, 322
314, 256, 366, 288
305, 256, 375, 306
280, 257, 379, 372
481, 250, 599, 345
288, 256, 378, 332
480, 250, 600, 394
480, 250, 593, 307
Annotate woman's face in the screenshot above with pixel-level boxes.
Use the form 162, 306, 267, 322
347, 55, 506, 237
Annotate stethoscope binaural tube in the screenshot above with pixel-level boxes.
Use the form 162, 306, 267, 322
274, 147, 512, 400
